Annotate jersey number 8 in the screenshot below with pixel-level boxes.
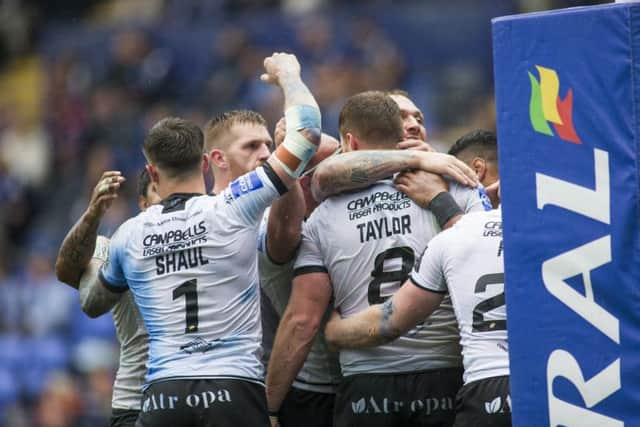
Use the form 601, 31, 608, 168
368, 247, 415, 305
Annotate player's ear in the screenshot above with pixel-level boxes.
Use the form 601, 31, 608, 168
471, 157, 487, 181
209, 149, 227, 169
146, 164, 159, 184
346, 132, 359, 152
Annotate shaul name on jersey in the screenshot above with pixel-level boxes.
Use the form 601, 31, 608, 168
141, 220, 210, 275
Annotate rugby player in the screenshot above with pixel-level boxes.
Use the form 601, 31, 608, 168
76, 52, 326, 427
203, 109, 344, 427
259, 124, 344, 427
55, 169, 161, 427
449, 129, 500, 208
267, 91, 484, 427
265, 122, 477, 427
324, 206, 510, 427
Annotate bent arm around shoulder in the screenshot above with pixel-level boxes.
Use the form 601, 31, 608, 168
324, 279, 444, 350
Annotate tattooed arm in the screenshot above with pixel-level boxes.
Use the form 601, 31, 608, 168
324, 279, 444, 350
55, 171, 126, 287
310, 149, 477, 202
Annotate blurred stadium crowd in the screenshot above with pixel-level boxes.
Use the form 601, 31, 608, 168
0, 0, 605, 425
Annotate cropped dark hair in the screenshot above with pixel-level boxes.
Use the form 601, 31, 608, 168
143, 117, 204, 178
339, 91, 403, 148
448, 129, 497, 162
204, 110, 267, 152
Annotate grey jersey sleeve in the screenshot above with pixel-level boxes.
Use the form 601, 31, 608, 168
449, 182, 487, 214
410, 234, 447, 294
293, 219, 327, 276
99, 221, 132, 292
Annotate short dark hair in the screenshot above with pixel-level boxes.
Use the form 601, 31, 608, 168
204, 110, 267, 152
143, 117, 204, 178
136, 168, 152, 199
339, 91, 403, 148
448, 129, 497, 162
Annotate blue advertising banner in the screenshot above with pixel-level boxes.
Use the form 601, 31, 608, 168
493, 4, 640, 426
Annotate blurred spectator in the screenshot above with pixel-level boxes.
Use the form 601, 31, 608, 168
35, 373, 85, 427
20, 251, 76, 337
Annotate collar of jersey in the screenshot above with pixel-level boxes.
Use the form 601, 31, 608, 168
161, 193, 204, 210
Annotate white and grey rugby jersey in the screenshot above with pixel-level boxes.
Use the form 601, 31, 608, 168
100, 166, 285, 386
411, 208, 509, 384
111, 290, 148, 410
294, 180, 484, 376
258, 210, 342, 393
93, 236, 148, 410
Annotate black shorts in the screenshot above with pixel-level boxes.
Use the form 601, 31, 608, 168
279, 386, 335, 427
453, 376, 511, 427
111, 408, 139, 427
135, 378, 269, 427
334, 367, 463, 427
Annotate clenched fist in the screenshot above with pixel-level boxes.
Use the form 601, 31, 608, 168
260, 52, 301, 86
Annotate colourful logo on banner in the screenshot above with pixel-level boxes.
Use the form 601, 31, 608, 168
528, 65, 582, 144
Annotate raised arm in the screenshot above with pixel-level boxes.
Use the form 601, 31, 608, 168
311, 149, 477, 202
55, 171, 126, 287
324, 280, 444, 350
260, 53, 322, 189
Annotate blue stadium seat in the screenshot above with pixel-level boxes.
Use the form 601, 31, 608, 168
0, 334, 24, 371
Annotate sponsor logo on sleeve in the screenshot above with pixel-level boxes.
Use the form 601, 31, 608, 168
229, 171, 264, 200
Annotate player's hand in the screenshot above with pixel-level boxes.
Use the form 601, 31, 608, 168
260, 52, 302, 86
417, 152, 477, 188
87, 171, 126, 219
274, 117, 286, 147
485, 180, 500, 208
396, 138, 435, 152
394, 170, 449, 209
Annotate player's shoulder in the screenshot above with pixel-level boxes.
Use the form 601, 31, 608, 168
448, 180, 482, 200
450, 209, 501, 236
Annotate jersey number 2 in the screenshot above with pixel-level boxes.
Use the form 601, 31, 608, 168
173, 279, 199, 333
368, 247, 415, 305
472, 273, 506, 332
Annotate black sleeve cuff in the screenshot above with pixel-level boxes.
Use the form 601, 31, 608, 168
262, 162, 288, 196
293, 265, 328, 277
409, 276, 447, 294
98, 270, 129, 293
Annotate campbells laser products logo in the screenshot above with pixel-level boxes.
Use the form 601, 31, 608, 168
528, 65, 582, 144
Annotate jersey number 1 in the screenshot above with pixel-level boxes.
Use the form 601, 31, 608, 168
173, 279, 199, 333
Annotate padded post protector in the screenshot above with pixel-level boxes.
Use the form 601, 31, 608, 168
493, 4, 640, 426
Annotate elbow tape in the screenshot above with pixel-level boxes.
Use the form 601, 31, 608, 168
274, 105, 321, 178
